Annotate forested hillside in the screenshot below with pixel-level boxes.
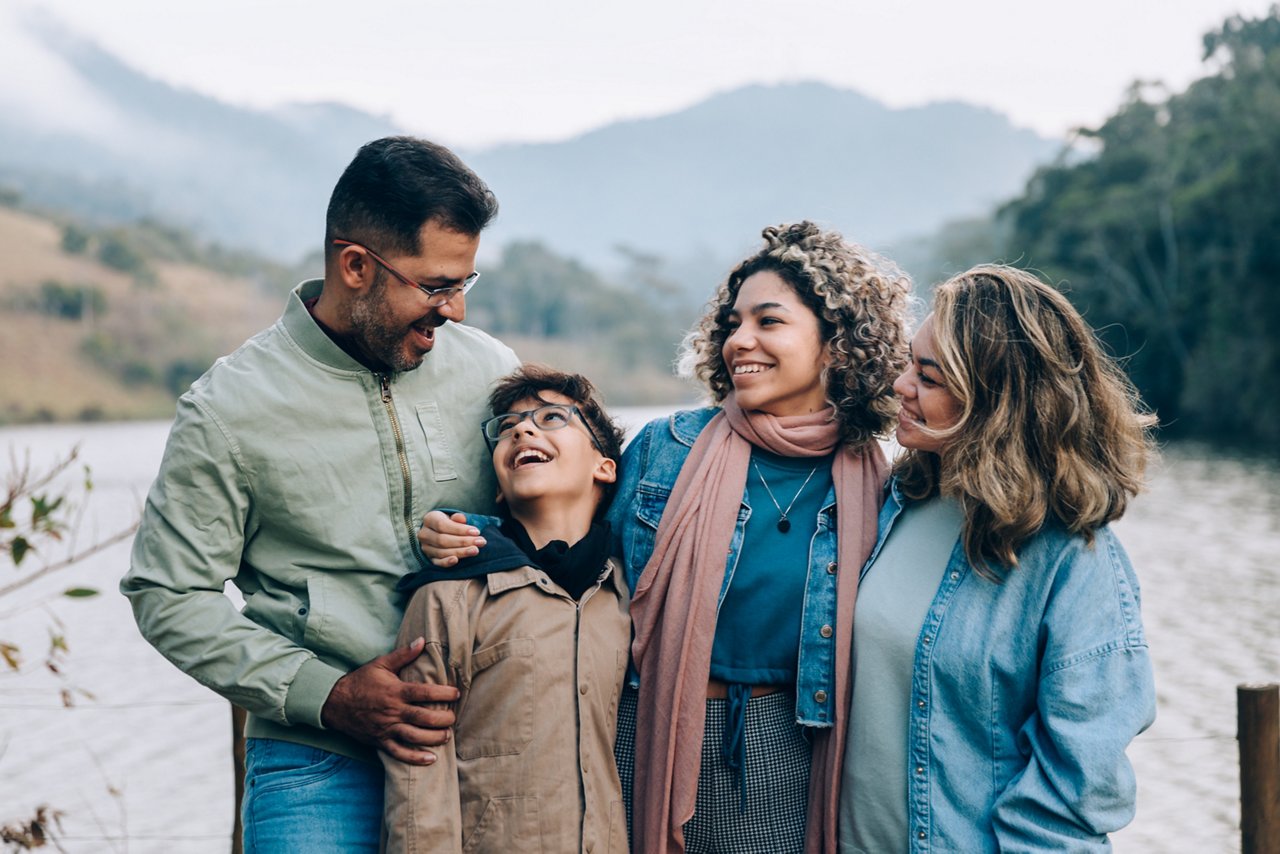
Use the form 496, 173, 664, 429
0, 204, 290, 422
1000, 9, 1280, 446
0, 201, 695, 423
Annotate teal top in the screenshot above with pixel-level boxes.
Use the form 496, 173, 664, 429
838, 495, 963, 854
710, 448, 835, 685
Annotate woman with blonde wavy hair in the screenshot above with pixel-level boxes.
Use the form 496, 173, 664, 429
838, 265, 1157, 853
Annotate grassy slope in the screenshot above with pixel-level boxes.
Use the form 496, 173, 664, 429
0, 207, 285, 423
0, 206, 695, 422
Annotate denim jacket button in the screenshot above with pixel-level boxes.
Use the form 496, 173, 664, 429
917, 700, 925, 709
922, 635, 931, 644
814, 690, 828, 703
950, 571, 959, 580
826, 562, 837, 574
918, 830, 926, 840
915, 766, 924, 775
819, 624, 833, 638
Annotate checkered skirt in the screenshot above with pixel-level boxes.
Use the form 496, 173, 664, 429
615, 685, 812, 853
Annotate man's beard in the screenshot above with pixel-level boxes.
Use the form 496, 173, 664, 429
347, 273, 424, 373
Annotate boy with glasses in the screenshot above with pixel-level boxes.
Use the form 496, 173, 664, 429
382, 365, 631, 853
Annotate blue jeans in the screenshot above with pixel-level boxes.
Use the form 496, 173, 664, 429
242, 737, 383, 853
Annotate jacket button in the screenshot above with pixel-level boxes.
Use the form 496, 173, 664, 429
918, 830, 926, 839
819, 625, 833, 638
826, 562, 837, 574
918, 700, 926, 709
814, 690, 828, 703
916, 766, 924, 775
950, 571, 960, 581
922, 635, 931, 644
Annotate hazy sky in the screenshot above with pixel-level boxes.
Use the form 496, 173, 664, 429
4, 0, 1274, 148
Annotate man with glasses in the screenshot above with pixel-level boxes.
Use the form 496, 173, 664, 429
122, 136, 520, 852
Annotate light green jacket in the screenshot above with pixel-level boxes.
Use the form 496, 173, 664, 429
122, 279, 520, 761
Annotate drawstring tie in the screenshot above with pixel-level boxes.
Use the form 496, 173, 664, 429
720, 682, 752, 811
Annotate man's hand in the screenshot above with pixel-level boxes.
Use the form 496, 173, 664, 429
418, 511, 486, 567
321, 638, 460, 765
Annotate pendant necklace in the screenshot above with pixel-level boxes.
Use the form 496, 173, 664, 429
752, 460, 820, 533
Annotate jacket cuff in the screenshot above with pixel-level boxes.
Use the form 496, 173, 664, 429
284, 656, 347, 729
438, 508, 502, 529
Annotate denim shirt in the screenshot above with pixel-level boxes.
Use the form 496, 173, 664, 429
606, 407, 842, 727
862, 479, 1156, 852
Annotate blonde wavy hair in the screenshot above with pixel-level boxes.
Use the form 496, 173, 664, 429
680, 222, 911, 450
895, 265, 1157, 577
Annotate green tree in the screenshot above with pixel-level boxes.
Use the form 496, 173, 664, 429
96, 231, 151, 280
1002, 6, 1280, 446
59, 224, 90, 255
36, 281, 107, 321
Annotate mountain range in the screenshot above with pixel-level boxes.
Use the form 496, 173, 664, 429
0, 11, 1060, 271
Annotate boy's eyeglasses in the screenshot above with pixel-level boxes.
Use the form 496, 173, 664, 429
482, 404, 604, 453
331, 239, 479, 307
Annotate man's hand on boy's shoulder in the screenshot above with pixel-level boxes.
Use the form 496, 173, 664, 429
419, 510, 489, 567
321, 637, 461, 765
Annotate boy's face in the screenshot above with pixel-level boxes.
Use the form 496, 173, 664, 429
490, 392, 616, 511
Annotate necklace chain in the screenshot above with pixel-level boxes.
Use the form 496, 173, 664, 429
752, 460, 820, 534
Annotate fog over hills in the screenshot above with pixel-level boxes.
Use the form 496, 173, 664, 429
0, 11, 1059, 269
468, 84, 1058, 268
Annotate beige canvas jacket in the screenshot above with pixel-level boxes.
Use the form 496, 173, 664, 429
383, 557, 631, 854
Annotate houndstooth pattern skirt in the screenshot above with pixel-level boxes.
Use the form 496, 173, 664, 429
615, 685, 812, 853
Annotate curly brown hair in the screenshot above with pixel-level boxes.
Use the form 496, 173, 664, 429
488, 364, 626, 466
679, 222, 911, 449
895, 265, 1157, 577
487, 363, 627, 518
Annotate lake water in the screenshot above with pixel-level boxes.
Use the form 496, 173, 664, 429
1, 416, 1277, 852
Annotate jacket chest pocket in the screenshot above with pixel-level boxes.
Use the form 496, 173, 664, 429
415, 402, 458, 482
627, 481, 671, 568
457, 636, 535, 759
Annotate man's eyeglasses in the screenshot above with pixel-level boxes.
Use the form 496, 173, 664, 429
481, 404, 605, 453
332, 239, 479, 307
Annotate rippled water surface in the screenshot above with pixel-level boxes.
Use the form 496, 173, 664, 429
1, 420, 1276, 852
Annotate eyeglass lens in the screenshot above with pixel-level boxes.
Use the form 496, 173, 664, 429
489, 405, 574, 439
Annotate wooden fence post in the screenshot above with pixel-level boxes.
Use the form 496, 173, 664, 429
1238, 683, 1279, 854
232, 704, 246, 854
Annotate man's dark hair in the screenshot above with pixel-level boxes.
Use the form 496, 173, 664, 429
325, 136, 498, 260
488, 365, 626, 513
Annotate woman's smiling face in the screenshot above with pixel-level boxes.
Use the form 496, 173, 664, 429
892, 314, 963, 453
721, 271, 830, 417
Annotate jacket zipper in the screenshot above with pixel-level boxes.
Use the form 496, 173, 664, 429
574, 591, 587, 840
380, 374, 427, 570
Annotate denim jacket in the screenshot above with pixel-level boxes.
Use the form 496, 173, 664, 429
865, 479, 1156, 852
606, 407, 842, 727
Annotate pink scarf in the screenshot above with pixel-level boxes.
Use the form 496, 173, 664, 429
629, 397, 887, 853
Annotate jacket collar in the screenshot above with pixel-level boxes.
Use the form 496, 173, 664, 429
487, 556, 626, 599
668, 406, 719, 447
281, 279, 373, 373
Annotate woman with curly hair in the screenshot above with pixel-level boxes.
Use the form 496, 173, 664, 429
840, 265, 1157, 852
612, 221, 909, 853
421, 222, 910, 852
